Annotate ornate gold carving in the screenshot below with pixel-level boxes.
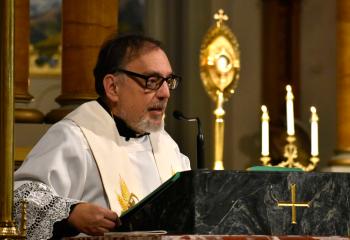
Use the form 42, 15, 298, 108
199, 18, 240, 102
0, 222, 18, 237
281, 135, 298, 168
277, 184, 310, 224
200, 9, 240, 169
117, 176, 139, 212
0, 200, 27, 238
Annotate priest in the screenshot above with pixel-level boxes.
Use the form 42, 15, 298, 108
13, 34, 191, 239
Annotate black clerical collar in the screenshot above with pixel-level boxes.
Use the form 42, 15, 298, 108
96, 98, 149, 141
113, 116, 150, 140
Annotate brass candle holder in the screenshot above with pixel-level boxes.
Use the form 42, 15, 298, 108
259, 86, 320, 172
199, 9, 240, 169
260, 126, 320, 172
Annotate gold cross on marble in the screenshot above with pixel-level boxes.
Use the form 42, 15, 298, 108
214, 9, 229, 27
277, 184, 310, 224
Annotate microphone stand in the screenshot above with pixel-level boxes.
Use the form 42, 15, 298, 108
196, 119, 205, 169
173, 111, 205, 169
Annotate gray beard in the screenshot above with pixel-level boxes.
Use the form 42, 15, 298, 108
117, 107, 165, 133
136, 116, 164, 133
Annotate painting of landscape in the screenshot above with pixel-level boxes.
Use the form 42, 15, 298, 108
29, 0, 61, 76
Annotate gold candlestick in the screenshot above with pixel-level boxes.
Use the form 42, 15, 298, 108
200, 9, 240, 170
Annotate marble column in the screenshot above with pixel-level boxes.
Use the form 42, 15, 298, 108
329, 0, 350, 170
46, 0, 118, 123
14, 0, 44, 123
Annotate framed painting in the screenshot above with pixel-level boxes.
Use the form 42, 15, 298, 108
29, 0, 62, 77
28, 0, 145, 77
119, 0, 145, 34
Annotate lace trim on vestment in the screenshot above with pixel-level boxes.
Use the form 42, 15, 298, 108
13, 182, 80, 240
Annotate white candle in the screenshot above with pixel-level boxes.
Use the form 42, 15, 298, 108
261, 105, 269, 156
286, 85, 295, 136
310, 106, 319, 156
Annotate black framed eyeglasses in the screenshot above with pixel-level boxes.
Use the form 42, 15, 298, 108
115, 68, 181, 90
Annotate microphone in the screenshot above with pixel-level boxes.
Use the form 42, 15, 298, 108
173, 110, 205, 169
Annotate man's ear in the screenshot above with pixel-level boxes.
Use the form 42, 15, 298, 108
103, 74, 119, 101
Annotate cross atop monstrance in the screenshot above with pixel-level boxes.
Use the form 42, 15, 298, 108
214, 9, 229, 27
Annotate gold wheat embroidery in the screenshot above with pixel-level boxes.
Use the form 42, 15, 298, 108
117, 175, 139, 212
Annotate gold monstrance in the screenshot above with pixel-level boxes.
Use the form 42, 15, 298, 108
199, 9, 240, 169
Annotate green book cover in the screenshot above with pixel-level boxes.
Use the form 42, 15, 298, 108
247, 166, 303, 172
120, 171, 182, 218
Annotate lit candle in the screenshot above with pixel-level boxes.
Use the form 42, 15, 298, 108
310, 106, 319, 156
286, 85, 295, 136
261, 105, 270, 156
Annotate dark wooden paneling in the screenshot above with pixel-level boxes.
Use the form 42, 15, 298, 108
262, 0, 301, 123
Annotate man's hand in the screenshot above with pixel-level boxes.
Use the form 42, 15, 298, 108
68, 202, 120, 236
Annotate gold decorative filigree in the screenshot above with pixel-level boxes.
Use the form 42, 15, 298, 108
261, 135, 319, 172
200, 9, 240, 103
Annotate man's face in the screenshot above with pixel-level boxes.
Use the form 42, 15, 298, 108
114, 48, 172, 133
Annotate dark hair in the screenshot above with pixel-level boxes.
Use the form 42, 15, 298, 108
94, 33, 163, 96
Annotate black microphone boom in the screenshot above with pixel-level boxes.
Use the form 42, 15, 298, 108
173, 110, 184, 121
173, 110, 205, 169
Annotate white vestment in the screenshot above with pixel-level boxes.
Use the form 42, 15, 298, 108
14, 101, 190, 240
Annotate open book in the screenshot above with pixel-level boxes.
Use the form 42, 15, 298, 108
119, 171, 183, 219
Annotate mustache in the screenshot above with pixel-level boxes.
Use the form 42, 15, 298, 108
148, 101, 167, 111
